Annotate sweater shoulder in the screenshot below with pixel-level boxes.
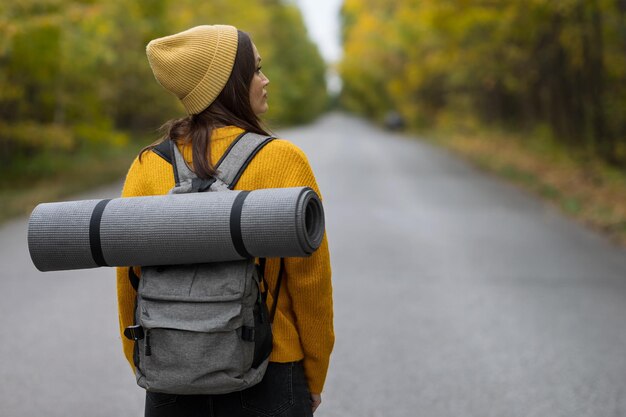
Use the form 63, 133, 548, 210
267, 138, 305, 154
259, 138, 311, 168
121, 148, 175, 197
236, 137, 318, 191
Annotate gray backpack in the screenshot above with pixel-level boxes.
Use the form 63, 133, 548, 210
123, 132, 283, 395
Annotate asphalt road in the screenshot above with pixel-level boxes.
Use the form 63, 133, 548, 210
2, 113, 626, 417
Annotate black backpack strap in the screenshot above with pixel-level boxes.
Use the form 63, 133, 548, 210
152, 140, 172, 164
128, 267, 140, 291
269, 258, 284, 323
168, 139, 182, 186
259, 258, 267, 290
257, 257, 284, 324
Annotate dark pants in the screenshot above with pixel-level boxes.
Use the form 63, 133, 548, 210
145, 362, 313, 417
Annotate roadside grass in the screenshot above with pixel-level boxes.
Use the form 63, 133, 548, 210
425, 125, 626, 246
0, 144, 140, 223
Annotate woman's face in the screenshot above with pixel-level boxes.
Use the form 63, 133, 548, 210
249, 43, 270, 115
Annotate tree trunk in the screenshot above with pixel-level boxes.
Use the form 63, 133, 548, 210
583, 0, 610, 160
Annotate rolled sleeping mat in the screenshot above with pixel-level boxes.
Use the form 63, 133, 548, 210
28, 187, 324, 272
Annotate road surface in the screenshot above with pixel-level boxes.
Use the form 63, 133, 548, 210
2, 113, 626, 416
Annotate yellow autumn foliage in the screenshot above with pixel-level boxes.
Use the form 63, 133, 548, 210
340, 0, 626, 164
0, 0, 328, 178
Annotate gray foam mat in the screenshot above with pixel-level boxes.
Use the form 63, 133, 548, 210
28, 187, 324, 271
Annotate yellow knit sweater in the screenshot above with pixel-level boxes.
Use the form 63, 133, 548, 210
116, 126, 334, 394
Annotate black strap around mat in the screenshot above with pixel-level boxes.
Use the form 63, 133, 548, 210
230, 191, 252, 258
89, 199, 111, 267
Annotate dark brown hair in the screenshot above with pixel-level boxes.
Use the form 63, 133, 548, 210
139, 30, 269, 179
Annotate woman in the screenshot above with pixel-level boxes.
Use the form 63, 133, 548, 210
115, 25, 334, 416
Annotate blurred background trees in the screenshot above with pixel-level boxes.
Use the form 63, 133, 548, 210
340, 0, 626, 166
0, 0, 328, 183
4, 0, 626, 223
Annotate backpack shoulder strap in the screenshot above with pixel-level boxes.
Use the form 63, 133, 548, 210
150, 132, 274, 190
152, 140, 172, 164
215, 132, 274, 189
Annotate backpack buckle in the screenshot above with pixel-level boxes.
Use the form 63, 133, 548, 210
191, 177, 216, 192
124, 325, 145, 341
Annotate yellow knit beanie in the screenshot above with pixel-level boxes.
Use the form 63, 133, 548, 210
146, 25, 239, 115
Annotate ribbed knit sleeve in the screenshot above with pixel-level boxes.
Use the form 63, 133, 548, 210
277, 150, 334, 395
237, 139, 335, 394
